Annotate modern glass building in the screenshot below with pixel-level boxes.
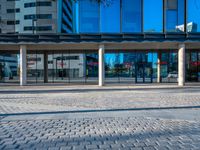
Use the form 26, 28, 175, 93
0, 0, 200, 86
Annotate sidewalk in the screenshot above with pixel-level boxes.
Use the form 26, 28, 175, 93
0, 84, 200, 114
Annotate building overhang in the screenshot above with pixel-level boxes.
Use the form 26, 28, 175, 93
0, 33, 200, 51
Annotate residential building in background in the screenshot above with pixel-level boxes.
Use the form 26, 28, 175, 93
0, 0, 16, 33
0, 0, 75, 34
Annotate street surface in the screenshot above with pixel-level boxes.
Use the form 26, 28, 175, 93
0, 84, 200, 149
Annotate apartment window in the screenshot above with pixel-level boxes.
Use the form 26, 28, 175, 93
7, 0, 20, 1
24, 2, 36, 8
24, 26, 52, 31
24, 14, 52, 20
7, 20, 20, 25
24, 26, 33, 31
37, 2, 52, 6
7, 21, 15, 25
7, 8, 20, 13
24, 2, 52, 8
37, 26, 52, 31
15, 20, 20, 24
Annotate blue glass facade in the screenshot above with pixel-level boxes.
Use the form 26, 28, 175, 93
187, 0, 200, 32
100, 0, 120, 33
144, 0, 163, 32
79, 0, 99, 33
122, 0, 142, 32
76, 0, 192, 33
165, 0, 185, 32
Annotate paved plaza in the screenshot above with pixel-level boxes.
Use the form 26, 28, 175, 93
0, 84, 200, 149
0, 84, 200, 114
1, 109, 200, 150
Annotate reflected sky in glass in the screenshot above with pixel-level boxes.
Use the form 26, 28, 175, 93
188, 0, 200, 32
100, 0, 120, 33
77, 0, 200, 33
144, 0, 163, 32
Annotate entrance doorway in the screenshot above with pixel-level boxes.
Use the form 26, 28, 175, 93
135, 62, 153, 83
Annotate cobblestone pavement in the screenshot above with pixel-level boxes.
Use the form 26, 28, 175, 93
0, 84, 200, 114
1, 109, 200, 150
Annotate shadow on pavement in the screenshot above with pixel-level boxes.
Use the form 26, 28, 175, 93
1, 105, 200, 117
0, 86, 199, 94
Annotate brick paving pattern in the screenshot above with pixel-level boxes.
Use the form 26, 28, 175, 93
1, 116, 200, 150
0, 85, 200, 149
0, 85, 200, 114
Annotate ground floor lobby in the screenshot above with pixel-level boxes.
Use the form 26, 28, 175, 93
0, 43, 200, 86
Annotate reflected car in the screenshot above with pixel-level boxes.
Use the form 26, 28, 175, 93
167, 71, 178, 78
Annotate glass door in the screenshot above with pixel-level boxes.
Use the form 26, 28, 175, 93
136, 62, 145, 83
135, 53, 153, 83
135, 63, 153, 83
144, 62, 153, 83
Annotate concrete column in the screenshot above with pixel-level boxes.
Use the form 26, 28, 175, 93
44, 52, 48, 83
157, 52, 161, 83
178, 44, 185, 86
98, 45, 105, 86
20, 45, 27, 86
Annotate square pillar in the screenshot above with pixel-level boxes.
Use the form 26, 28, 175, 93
178, 44, 185, 86
20, 45, 27, 86
98, 45, 105, 86
44, 52, 48, 83
157, 51, 161, 83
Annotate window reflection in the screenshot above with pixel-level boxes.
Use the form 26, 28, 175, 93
186, 52, 199, 81
165, 0, 185, 32
100, 0, 120, 33
144, 0, 163, 32
161, 52, 178, 83
0, 53, 20, 83
187, 0, 200, 32
105, 53, 120, 83
79, 0, 99, 33
122, 0, 142, 32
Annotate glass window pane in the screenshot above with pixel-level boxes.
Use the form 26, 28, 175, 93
165, 0, 185, 32
0, 53, 19, 83
86, 52, 98, 83
187, 0, 200, 32
54, 53, 63, 82
63, 52, 70, 83
119, 52, 136, 83
122, 0, 142, 32
79, 0, 99, 33
105, 53, 120, 83
48, 52, 54, 83
69, 53, 86, 83
36, 54, 44, 83
100, 0, 120, 33
144, 0, 163, 32
27, 53, 37, 83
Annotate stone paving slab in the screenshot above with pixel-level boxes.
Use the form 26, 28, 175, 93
0, 85, 200, 114
1, 109, 200, 150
